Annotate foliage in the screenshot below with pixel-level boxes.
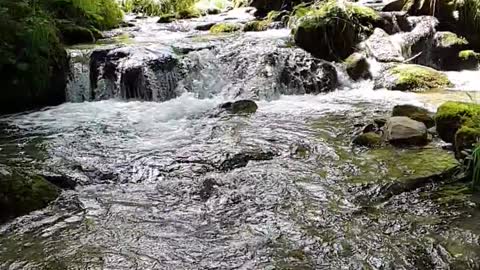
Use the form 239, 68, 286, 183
121, 0, 197, 16
470, 145, 480, 188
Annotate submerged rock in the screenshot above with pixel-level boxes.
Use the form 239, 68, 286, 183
293, 1, 380, 60
374, 64, 452, 91
0, 166, 59, 223
392, 104, 434, 128
383, 116, 429, 146
195, 22, 217, 31
219, 150, 275, 171
220, 100, 258, 114
344, 52, 371, 81
353, 132, 383, 147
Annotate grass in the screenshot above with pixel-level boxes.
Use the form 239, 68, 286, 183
471, 145, 480, 188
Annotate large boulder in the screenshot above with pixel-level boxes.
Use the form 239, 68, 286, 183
376, 11, 411, 34
364, 28, 404, 62
392, 104, 434, 128
383, 116, 429, 146
430, 32, 470, 70
435, 101, 480, 143
344, 52, 371, 81
56, 20, 96, 45
293, 1, 380, 61
0, 166, 60, 223
374, 64, 452, 91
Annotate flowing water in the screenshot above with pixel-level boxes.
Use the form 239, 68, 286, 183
1, 9, 480, 270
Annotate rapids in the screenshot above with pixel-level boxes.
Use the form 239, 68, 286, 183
1, 8, 480, 269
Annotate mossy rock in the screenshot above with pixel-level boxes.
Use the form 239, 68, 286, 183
344, 52, 371, 81
177, 8, 202, 19
293, 1, 379, 60
57, 22, 95, 45
243, 20, 270, 32
455, 50, 480, 70
437, 32, 468, 48
210, 23, 242, 34
0, 167, 60, 223
266, 10, 288, 22
455, 125, 480, 159
376, 64, 452, 92
353, 132, 382, 148
435, 101, 480, 143
392, 104, 434, 128
158, 14, 176, 23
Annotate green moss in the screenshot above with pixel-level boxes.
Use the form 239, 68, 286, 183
352, 132, 382, 148
435, 101, 480, 143
0, 168, 60, 223
390, 64, 452, 91
440, 32, 468, 47
243, 20, 270, 32
344, 52, 371, 80
210, 23, 242, 34
349, 147, 458, 184
458, 50, 480, 60
176, 8, 202, 19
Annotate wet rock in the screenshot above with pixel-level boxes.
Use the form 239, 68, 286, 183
382, 0, 406, 11
454, 50, 480, 70
220, 100, 258, 114
120, 21, 136, 27
0, 166, 60, 223
293, 2, 380, 60
198, 178, 218, 200
87, 46, 184, 102
399, 16, 438, 66
219, 42, 338, 98
206, 7, 222, 15
219, 150, 275, 171
289, 143, 312, 159
383, 116, 429, 146
374, 64, 452, 92
435, 101, 480, 144
430, 32, 470, 70
392, 104, 434, 128
377, 11, 411, 34
344, 53, 371, 81
40, 173, 77, 190
158, 14, 176, 23
56, 21, 95, 45
353, 132, 383, 147
210, 23, 242, 33
243, 20, 270, 31
195, 22, 217, 31
247, 0, 306, 17
374, 118, 387, 127
364, 28, 404, 62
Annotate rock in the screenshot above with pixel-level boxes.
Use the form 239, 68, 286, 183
455, 50, 480, 70
243, 20, 270, 31
374, 118, 387, 127
383, 116, 429, 146
248, 0, 307, 17
293, 2, 380, 60
210, 23, 242, 33
206, 7, 222, 15
344, 53, 371, 81
56, 22, 95, 45
158, 14, 176, 23
290, 143, 312, 159
177, 8, 202, 19
392, 104, 434, 128
220, 100, 258, 114
364, 28, 404, 62
195, 22, 216, 31
435, 101, 480, 143
0, 166, 60, 223
374, 64, 452, 91
120, 21, 136, 27
382, 0, 406, 11
219, 150, 275, 171
353, 132, 383, 147
430, 32, 470, 70
377, 11, 411, 34
455, 125, 480, 159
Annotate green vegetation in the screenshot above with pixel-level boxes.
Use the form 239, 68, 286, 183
458, 50, 480, 60
352, 132, 382, 148
438, 32, 468, 47
0, 0, 124, 113
389, 64, 452, 91
210, 22, 242, 34
457, 0, 480, 49
292, 1, 380, 60
121, 0, 198, 16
